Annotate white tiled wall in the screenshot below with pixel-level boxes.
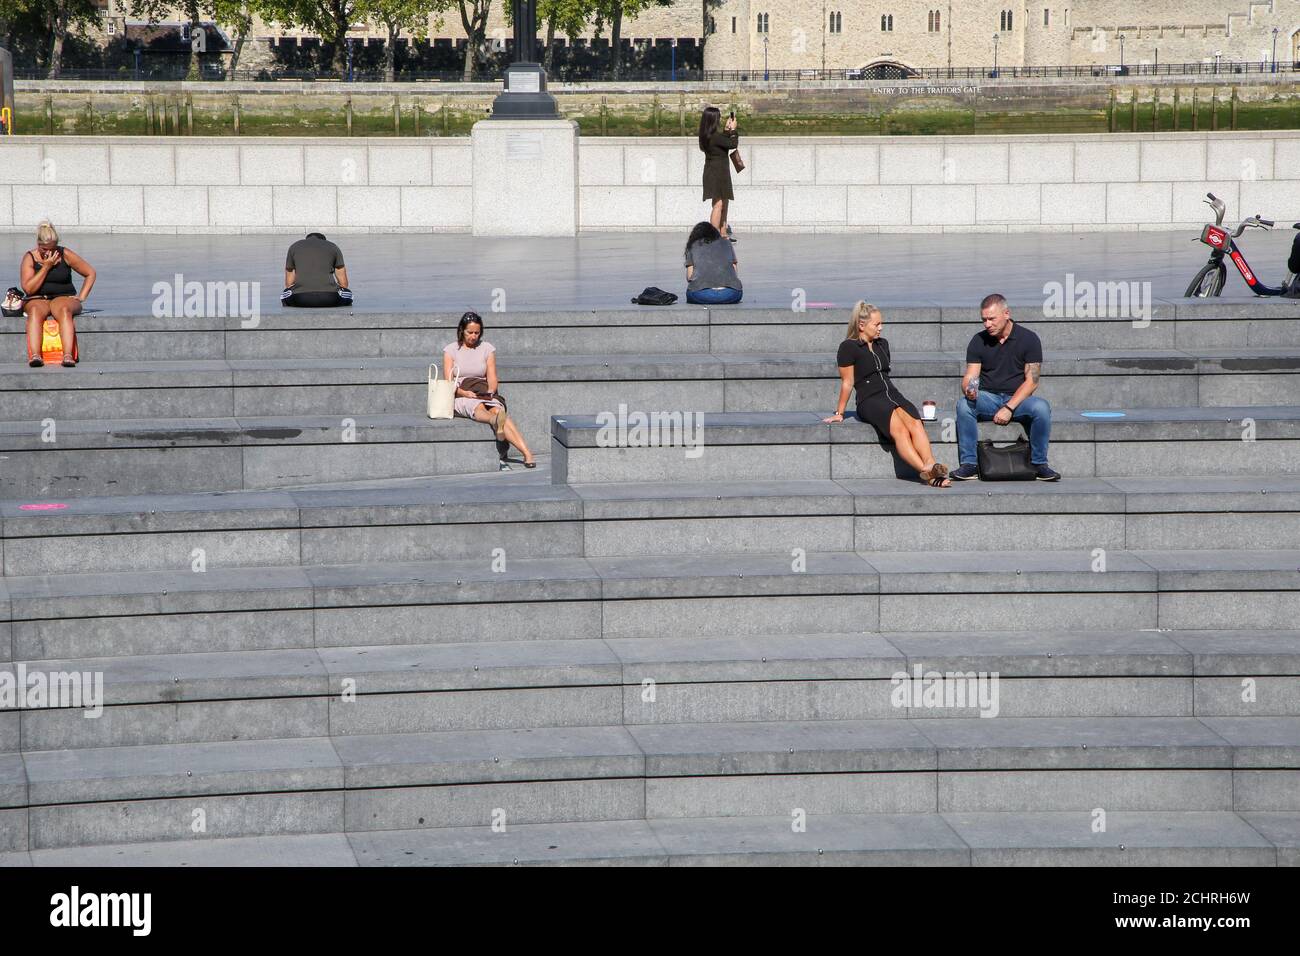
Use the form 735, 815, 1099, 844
1, 132, 1299, 234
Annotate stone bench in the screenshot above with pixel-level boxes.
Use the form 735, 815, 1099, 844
551, 406, 1300, 483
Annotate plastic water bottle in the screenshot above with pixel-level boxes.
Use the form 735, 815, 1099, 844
967, 376, 979, 400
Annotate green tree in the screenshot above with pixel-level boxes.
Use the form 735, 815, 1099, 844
5, 0, 100, 78
455, 0, 490, 80
358, 0, 433, 80
130, 0, 210, 79
593, 0, 670, 79
534, 0, 591, 73
271, 0, 361, 75
213, 0, 256, 78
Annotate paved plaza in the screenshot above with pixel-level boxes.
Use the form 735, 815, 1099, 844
6, 229, 1298, 314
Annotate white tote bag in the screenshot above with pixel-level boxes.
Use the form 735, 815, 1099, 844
427, 363, 455, 419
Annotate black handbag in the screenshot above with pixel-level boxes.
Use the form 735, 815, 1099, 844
2, 287, 24, 318
976, 438, 1036, 481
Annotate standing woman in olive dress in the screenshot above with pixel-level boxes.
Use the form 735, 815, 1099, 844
698, 106, 738, 242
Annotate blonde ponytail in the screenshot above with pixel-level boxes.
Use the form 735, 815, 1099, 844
845, 301, 878, 340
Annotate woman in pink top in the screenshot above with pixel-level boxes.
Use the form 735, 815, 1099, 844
443, 312, 536, 468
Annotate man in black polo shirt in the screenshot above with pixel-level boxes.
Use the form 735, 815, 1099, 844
950, 293, 1061, 481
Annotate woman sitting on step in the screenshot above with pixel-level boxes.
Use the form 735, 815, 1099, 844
824, 301, 951, 488
443, 312, 536, 469
20, 220, 95, 368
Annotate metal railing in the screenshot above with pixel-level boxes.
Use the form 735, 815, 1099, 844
12, 59, 1300, 84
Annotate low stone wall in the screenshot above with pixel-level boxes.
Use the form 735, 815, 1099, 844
2, 130, 1298, 234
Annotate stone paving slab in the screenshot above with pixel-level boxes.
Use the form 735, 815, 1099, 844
882, 630, 1195, 676
605, 633, 904, 682
1197, 717, 1300, 766
26, 832, 361, 867
331, 726, 644, 788
945, 810, 1276, 865
350, 818, 666, 866
8, 474, 1300, 533
15, 648, 329, 703
912, 716, 1235, 770
11, 810, 1295, 866
6, 549, 1298, 621
1241, 812, 1300, 865
316, 640, 624, 693
1169, 631, 1300, 675
23, 736, 343, 804
628, 720, 939, 775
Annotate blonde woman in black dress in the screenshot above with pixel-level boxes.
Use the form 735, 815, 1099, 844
824, 302, 951, 487
698, 106, 738, 241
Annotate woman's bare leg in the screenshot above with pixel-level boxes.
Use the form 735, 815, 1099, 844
472, 406, 534, 465
501, 416, 534, 464
23, 300, 52, 361
718, 198, 730, 236
889, 408, 948, 485
51, 296, 81, 361
907, 417, 942, 470
888, 410, 927, 473
709, 198, 724, 231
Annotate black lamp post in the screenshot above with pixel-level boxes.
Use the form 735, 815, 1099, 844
1273, 27, 1279, 73
1118, 33, 1125, 70
491, 0, 558, 118
992, 33, 998, 76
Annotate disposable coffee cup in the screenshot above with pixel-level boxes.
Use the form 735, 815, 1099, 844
922, 401, 936, 420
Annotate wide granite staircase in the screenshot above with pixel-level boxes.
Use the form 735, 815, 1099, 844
0, 300, 1297, 866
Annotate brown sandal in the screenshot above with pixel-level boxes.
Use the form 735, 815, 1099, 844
920, 462, 951, 488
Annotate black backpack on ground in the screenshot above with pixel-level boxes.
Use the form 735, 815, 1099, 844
631, 287, 678, 306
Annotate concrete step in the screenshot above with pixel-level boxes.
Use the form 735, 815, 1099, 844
3, 716, 1296, 849
5, 631, 1298, 751
342, 809, 1300, 866
8, 476, 1300, 576
0, 414, 504, 498
10, 301, 1297, 361
552, 406, 1300, 483
5, 349, 1298, 437
6, 548, 1299, 661
7, 811, 1295, 866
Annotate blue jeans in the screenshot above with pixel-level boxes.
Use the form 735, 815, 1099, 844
687, 287, 743, 305
956, 390, 1052, 466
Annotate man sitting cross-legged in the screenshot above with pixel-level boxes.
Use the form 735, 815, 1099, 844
950, 293, 1061, 482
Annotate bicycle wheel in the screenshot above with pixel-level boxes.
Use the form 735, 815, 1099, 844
1184, 262, 1225, 298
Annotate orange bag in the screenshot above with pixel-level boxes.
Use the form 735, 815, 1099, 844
38, 318, 76, 364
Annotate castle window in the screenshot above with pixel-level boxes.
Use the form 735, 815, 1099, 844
928, 9, 940, 32
757, 12, 769, 33
829, 11, 842, 34
881, 13, 893, 31
1044, 8, 1050, 27
999, 10, 1014, 31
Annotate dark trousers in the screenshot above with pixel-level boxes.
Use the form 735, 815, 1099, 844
281, 289, 353, 308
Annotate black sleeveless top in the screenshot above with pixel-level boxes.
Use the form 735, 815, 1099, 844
27, 249, 77, 298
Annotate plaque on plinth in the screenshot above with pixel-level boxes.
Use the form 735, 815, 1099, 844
490, 62, 559, 120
